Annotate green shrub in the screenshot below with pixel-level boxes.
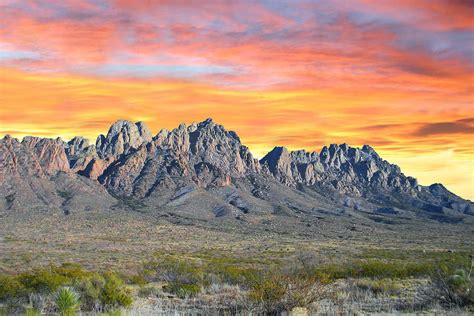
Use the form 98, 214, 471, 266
19, 268, 70, 293
143, 254, 264, 290
449, 269, 470, 290
248, 274, 287, 313
100, 273, 133, 309
0, 275, 25, 300
24, 307, 40, 316
313, 260, 435, 281
129, 274, 147, 286
101, 310, 123, 316
137, 285, 161, 298
73, 273, 105, 310
54, 287, 80, 316
212, 265, 260, 286
163, 281, 200, 298
53, 263, 93, 280
354, 278, 402, 295
432, 262, 473, 308
57, 190, 73, 200
144, 256, 204, 284
0, 264, 133, 312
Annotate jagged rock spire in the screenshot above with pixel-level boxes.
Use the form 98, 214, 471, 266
260, 143, 417, 196
96, 120, 152, 159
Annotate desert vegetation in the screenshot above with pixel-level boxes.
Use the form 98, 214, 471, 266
0, 250, 472, 315
0, 264, 132, 315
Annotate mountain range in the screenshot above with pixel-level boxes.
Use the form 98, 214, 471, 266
1, 118, 472, 225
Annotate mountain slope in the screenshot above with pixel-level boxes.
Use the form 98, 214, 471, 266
0, 135, 115, 213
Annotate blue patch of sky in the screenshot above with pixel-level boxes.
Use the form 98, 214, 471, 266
348, 10, 401, 27
393, 28, 474, 63
348, 10, 474, 64
260, 0, 301, 22
93, 63, 235, 78
258, 0, 336, 25
0, 50, 41, 61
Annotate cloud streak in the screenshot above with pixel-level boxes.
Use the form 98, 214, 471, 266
414, 119, 474, 136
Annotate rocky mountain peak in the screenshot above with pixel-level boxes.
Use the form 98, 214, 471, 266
260, 146, 296, 185
0, 119, 472, 221
361, 144, 380, 160
96, 120, 152, 159
68, 136, 89, 150
64, 136, 97, 172
0, 135, 70, 179
260, 147, 290, 171
260, 143, 419, 196
99, 118, 260, 197
191, 119, 240, 144
200, 117, 214, 126
136, 121, 153, 141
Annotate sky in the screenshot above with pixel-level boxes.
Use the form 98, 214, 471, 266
0, 0, 473, 199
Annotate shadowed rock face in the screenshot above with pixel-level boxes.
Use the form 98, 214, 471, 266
0, 135, 70, 180
0, 118, 472, 221
96, 120, 152, 159
99, 118, 261, 197
65, 136, 97, 172
0, 135, 114, 213
260, 143, 419, 197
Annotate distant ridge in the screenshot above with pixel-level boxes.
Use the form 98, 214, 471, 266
0, 118, 472, 223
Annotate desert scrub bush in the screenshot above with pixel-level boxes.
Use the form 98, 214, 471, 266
27, 293, 50, 315
249, 274, 287, 314
128, 274, 147, 286
204, 262, 260, 287
429, 256, 473, 309
100, 273, 133, 310
143, 253, 264, 289
352, 260, 433, 278
19, 268, 71, 294
312, 260, 435, 281
16, 263, 97, 295
101, 310, 124, 316
137, 285, 161, 298
143, 255, 205, 285
249, 271, 328, 314
24, 306, 40, 316
0, 264, 133, 313
0, 275, 25, 300
73, 273, 105, 311
54, 287, 80, 316
354, 278, 402, 296
163, 281, 201, 298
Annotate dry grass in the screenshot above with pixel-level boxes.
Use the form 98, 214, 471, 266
1, 208, 472, 275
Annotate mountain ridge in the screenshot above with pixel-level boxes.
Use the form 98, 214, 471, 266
1, 118, 472, 224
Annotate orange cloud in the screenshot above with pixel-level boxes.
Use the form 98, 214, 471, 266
360, 0, 474, 31
0, 1, 472, 199
1, 67, 473, 199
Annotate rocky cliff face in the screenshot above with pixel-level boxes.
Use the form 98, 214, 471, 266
0, 134, 114, 213
260, 143, 419, 197
65, 136, 97, 172
0, 135, 70, 180
0, 118, 472, 221
99, 118, 260, 197
96, 120, 152, 159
